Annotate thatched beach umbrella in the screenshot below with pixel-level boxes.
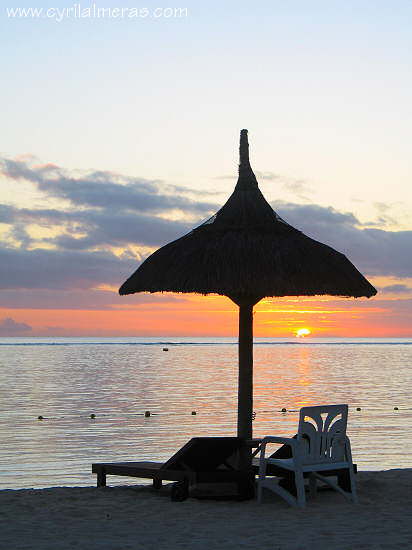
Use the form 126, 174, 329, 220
120, 130, 377, 441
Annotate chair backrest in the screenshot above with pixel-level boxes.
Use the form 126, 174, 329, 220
297, 404, 348, 464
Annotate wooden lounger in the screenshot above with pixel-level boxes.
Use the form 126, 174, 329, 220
92, 437, 255, 501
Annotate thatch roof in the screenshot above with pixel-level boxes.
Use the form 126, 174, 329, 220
119, 130, 377, 304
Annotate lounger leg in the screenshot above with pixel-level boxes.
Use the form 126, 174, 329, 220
171, 480, 189, 502
153, 479, 162, 490
237, 475, 255, 500
97, 470, 106, 487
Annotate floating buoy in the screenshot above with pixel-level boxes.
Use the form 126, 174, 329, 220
394, 407, 399, 410
145, 411, 151, 417
90, 413, 96, 419
37, 415, 44, 420
163, 348, 169, 351
191, 411, 196, 415
281, 408, 287, 413
356, 407, 361, 411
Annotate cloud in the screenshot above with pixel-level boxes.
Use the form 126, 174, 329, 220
380, 284, 412, 294
256, 171, 314, 197
2, 196, 412, 296
0, 245, 192, 309
273, 201, 359, 228
0, 204, 76, 225
273, 201, 412, 278
0, 155, 217, 215
0, 288, 188, 310
50, 210, 192, 249
1, 204, 193, 249
216, 171, 314, 199
0, 154, 220, 250
0, 247, 136, 290
0, 317, 32, 335
369, 202, 398, 227
2, 153, 412, 319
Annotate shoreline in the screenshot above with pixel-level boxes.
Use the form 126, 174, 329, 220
1, 469, 411, 549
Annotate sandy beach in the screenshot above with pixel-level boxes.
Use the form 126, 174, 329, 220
1, 469, 411, 549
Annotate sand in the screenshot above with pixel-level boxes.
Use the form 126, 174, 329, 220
1, 469, 411, 550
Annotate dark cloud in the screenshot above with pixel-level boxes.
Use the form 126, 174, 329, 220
50, 210, 192, 249
2, 198, 412, 295
0, 247, 136, 290
273, 201, 359, 228
10, 223, 32, 248
0, 156, 217, 214
380, 284, 412, 294
0, 245, 191, 309
340, 228, 412, 278
0, 288, 187, 310
0, 204, 76, 226
0, 317, 32, 335
2, 154, 412, 314
0, 155, 218, 250
273, 202, 412, 278
1, 204, 193, 249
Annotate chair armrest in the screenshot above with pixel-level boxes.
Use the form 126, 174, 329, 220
259, 436, 297, 459
258, 436, 298, 477
261, 436, 295, 446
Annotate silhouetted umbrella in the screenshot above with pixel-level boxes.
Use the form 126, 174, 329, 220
120, 130, 377, 440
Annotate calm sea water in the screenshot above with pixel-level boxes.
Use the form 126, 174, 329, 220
1, 337, 411, 489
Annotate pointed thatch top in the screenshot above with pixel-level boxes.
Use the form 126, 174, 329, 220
199, 130, 289, 232
237, 129, 258, 189
119, 130, 377, 304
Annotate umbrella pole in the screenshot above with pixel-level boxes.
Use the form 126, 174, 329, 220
237, 303, 254, 441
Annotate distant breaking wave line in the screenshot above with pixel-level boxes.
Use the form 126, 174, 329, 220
0, 341, 411, 347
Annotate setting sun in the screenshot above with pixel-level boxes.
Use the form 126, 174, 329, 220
296, 328, 311, 338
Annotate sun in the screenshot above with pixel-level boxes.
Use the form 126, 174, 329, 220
296, 328, 311, 338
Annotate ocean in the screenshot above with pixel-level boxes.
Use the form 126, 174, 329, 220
1, 337, 411, 489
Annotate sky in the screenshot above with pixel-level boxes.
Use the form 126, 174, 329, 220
1, 0, 411, 337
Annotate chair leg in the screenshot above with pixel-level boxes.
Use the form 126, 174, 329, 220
257, 483, 263, 504
345, 438, 358, 505
257, 458, 267, 504
309, 473, 317, 499
348, 466, 358, 505
295, 470, 306, 507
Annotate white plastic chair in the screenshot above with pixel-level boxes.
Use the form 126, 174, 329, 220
257, 404, 357, 507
